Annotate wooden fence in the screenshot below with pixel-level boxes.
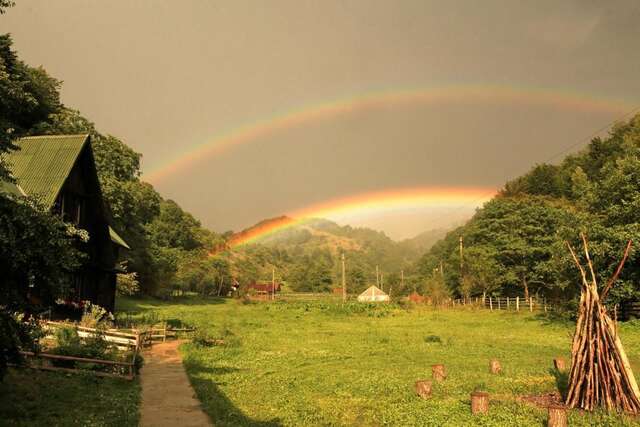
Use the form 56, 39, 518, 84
16, 319, 185, 380
18, 348, 138, 380
451, 296, 551, 312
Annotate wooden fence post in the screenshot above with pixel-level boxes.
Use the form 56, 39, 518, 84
489, 297, 493, 311
471, 392, 489, 415
432, 364, 447, 382
489, 359, 502, 374
516, 296, 520, 312
498, 298, 501, 310
547, 404, 567, 427
415, 380, 432, 399
507, 297, 510, 310
529, 297, 533, 312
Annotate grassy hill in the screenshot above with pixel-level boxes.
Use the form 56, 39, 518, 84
222, 217, 447, 294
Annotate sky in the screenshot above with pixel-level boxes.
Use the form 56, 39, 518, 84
3, 1, 640, 239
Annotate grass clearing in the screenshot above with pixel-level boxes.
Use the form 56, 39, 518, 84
118, 297, 640, 426
0, 368, 140, 426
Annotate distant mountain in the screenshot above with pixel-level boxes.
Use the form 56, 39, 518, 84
397, 228, 449, 254
220, 217, 453, 293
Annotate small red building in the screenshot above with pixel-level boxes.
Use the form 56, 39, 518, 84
244, 282, 282, 295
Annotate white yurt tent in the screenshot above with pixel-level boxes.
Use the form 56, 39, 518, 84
357, 285, 390, 302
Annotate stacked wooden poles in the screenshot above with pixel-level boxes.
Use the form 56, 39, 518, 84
565, 235, 640, 413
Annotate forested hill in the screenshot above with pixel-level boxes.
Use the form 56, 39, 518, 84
221, 216, 444, 294
415, 115, 640, 306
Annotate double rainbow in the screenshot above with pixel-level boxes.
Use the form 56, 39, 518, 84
144, 84, 633, 184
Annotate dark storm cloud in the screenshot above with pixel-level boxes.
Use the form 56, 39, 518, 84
3, 0, 639, 238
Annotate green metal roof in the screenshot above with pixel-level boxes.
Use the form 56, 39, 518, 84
5, 134, 90, 208
109, 226, 130, 250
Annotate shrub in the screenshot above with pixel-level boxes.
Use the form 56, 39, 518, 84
424, 335, 442, 344
191, 328, 215, 347
0, 311, 42, 380
473, 382, 488, 393
397, 299, 417, 310
79, 302, 114, 328
50, 326, 118, 369
116, 268, 139, 297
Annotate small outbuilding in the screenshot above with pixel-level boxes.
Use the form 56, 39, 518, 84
357, 285, 390, 302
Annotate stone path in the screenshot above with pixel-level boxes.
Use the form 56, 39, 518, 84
140, 340, 212, 427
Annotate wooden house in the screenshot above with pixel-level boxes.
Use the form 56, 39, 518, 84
3, 134, 129, 312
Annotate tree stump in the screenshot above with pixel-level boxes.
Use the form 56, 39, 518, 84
431, 364, 446, 382
547, 404, 567, 427
553, 357, 566, 372
414, 380, 432, 399
489, 359, 501, 374
471, 391, 489, 415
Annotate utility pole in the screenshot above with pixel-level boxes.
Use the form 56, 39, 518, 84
459, 236, 464, 300
381, 272, 384, 293
272, 266, 275, 301
440, 260, 444, 279
401, 270, 404, 289
341, 253, 346, 303
376, 265, 380, 288
459, 236, 464, 274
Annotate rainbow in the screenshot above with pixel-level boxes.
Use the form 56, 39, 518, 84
144, 84, 634, 184
212, 186, 496, 254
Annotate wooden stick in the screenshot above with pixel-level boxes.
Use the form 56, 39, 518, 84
601, 240, 632, 301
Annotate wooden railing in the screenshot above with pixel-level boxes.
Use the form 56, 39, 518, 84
451, 296, 551, 312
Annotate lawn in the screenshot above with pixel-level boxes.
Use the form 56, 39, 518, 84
118, 297, 640, 426
0, 369, 140, 427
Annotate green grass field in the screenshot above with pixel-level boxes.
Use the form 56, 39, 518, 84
0, 369, 139, 427
117, 297, 640, 426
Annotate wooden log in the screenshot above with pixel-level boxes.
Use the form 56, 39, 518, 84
432, 364, 447, 382
414, 380, 432, 399
489, 359, 502, 374
547, 405, 567, 427
553, 357, 566, 372
471, 391, 489, 415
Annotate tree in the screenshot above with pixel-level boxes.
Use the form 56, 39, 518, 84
0, 194, 83, 379
0, 34, 61, 181
0, 1, 14, 14
464, 246, 502, 299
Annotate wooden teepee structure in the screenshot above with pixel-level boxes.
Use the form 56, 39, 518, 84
565, 234, 640, 413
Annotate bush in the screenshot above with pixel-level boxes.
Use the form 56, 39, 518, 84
79, 302, 114, 328
191, 328, 215, 347
0, 311, 42, 380
50, 326, 118, 369
424, 334, 442, 344
397, 299, 417, 310
116, 266, 139, 297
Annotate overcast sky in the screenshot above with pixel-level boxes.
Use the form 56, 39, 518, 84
3, 1, 640, 239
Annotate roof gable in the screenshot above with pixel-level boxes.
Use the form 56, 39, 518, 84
6, 134, 90, 207
359, 285, 388, 297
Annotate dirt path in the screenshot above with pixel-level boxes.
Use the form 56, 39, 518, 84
140, 340, 212, 427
